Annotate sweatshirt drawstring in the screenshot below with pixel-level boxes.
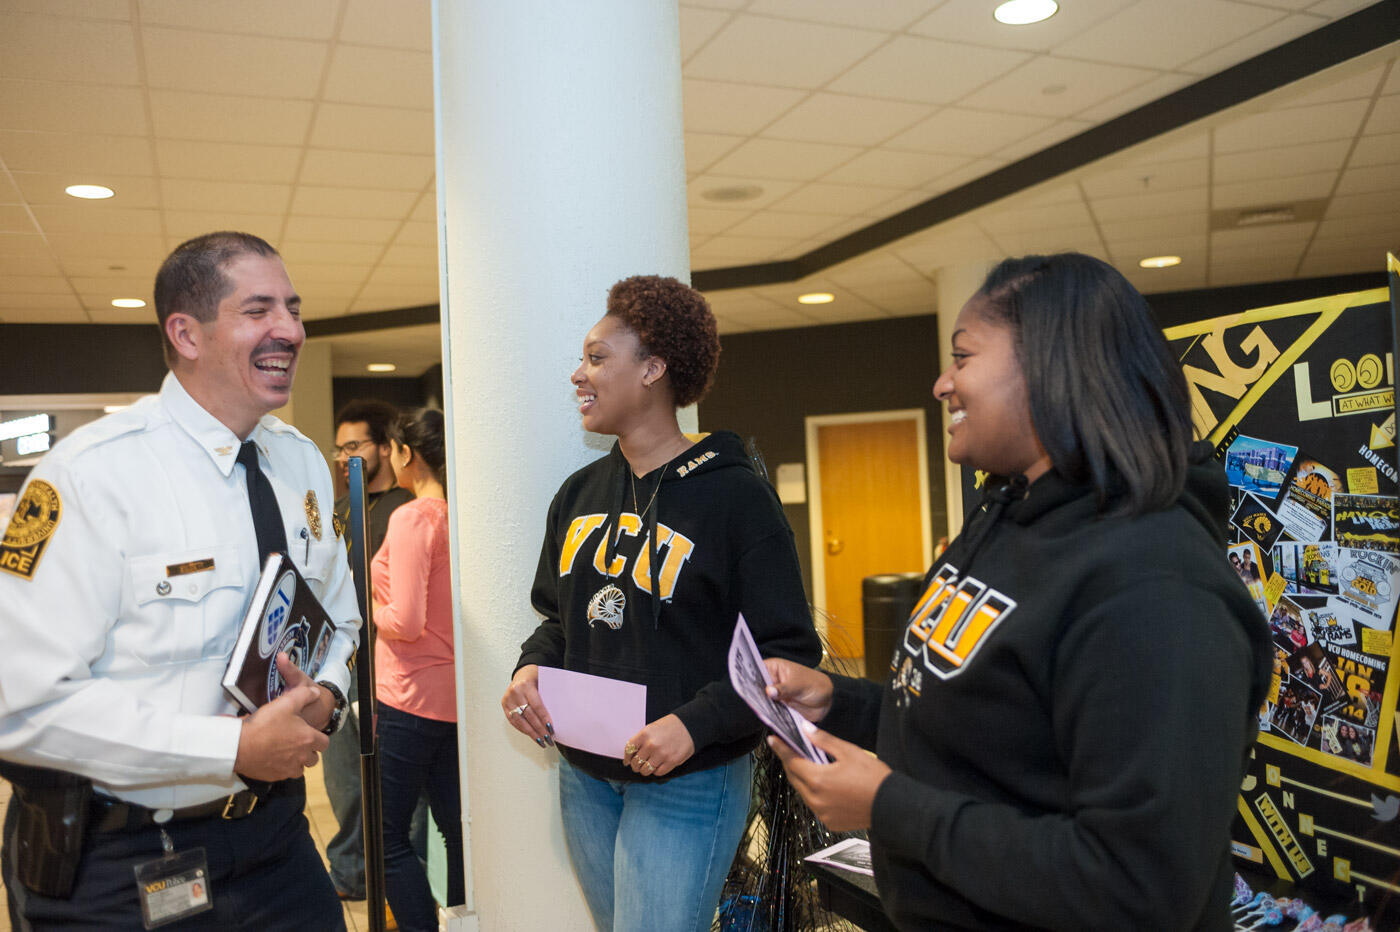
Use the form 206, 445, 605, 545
956, 474, 1028, 577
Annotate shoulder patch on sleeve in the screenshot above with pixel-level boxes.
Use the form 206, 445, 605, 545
0, 479, 62, 580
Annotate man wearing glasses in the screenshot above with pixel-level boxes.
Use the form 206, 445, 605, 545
325, 400, 413, 903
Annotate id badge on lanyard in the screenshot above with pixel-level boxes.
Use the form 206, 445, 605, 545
133, 810, 213, 929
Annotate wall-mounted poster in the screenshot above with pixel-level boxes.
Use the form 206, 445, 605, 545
1166, 255, 1399, 921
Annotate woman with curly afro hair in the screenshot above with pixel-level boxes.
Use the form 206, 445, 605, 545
503, 275, 821, 930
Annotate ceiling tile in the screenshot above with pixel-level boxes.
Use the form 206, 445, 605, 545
683, 133, 745, 175
11, 172, 161, 208
841, 279, 936, 315
907, 0, 1138, 51
1364, 92, 1400, 135
828, 36, 1032, 106
692, 234, 804, 264
686, 207, 747, 236
1079, 157, 1209, 199
825, 251, 927, 286
822, 149, 969, 188
0, 207, 39, 235
1296, 251, 1382, 278
323, 44, 433, 109
1072, 72, 1198, 123
709, 138, 863, 181
0, 292, 84, 309
1315, 213, 1400, 239
350, 284, 439, 312
959, 57, 1162, 119
141, 27, 328, 99
719, 211, 847, 239
888, 107, 1056, 157
283, 216, 402, 244
0, 306, 89, 323
1349, 132, 1400, 167
163, 211, 283, 242
162, 178, 291, 214
137, 0, 341, 39
0, 14, 139, 84
1325, 188, 1400, 219
1178, 14, 1326, 76
409, 193, 435, 223
1099, 213, 1210, 241
68, 275, 151, 297
763, 93, 934, 146
770, 182, 904, 215
746, 0, 940, 30
278, 242, 386, 266
1306, 0, 1387, 17
1122, 131, 1212, 165
1384, 62, 1400, 96
1105, 234, 1209, 269
363, 265, 439, 288
297, 149, 434, 191
4, 0, 130, 17
1333, 163, 1400, 196
155, 139, 302, 183
310, 104, 434, 155
0, 254, 61, 280
0, 80, 148, 135
339, 0, 431, 51
683, 14, 887, 89
863, 188, 935, 218
711, 303, 816, 331
980, 200, 1094, 234
148, 90, 313, 143
681, 79, 808, 135
922, 157, 1008, 193
290, 185, 418, 220
1057, 0, 1285, 70
1211, 221, 1316, 250
1208, 255, 1300, 286
893, 223, 1003, 269
0, 129, 151, 174
1212, 171, 1337, 209
393, 221, 436, 246
31, 204, 162, 236
992, 119, 1094, 163
1126, 264, 1208, 293
1213, 98, 1370, 152
1213, 139, 1351, 184
679, 5, 731, 59
286, 262, 372, 285
1091, 186, 1210, 222
983, 223, 1105, 257
1272, 60, 1387, 109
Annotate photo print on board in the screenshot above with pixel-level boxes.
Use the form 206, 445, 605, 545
1224, 434, 1298, 498
1333, 493, 1399, 553
1320, 714, 1377, 768
1269, 674, 1323, 746
1273, 541, 1341, 596
1276, 456, 1342, 542
1232, 493, 1287, 550
1229, 541, 1269, 617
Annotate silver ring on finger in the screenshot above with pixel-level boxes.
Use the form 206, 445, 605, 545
510, 703, 528, 716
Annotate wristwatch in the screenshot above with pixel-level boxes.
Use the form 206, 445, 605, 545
316, 681, 349, 735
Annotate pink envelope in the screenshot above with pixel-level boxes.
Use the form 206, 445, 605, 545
536, 666, 647, 759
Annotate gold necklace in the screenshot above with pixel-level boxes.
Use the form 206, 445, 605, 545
631, 470, 662, 520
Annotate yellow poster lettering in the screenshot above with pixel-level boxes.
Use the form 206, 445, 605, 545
1182, 326, 1280, 436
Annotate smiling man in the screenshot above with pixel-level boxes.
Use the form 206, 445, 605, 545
0, 232, 358, 929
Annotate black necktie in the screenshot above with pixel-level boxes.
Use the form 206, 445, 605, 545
237, 441, 288, 565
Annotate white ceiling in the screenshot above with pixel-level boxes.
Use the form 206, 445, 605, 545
0, 0, 1396, 376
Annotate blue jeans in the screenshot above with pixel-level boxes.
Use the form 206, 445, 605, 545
322, 707, 430, 899
375, 703, 464, 932
558, 754, 752, 932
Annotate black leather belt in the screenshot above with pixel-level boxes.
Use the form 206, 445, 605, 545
91, 779, 299, 833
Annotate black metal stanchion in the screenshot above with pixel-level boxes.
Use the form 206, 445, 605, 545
347, 456, 386, 932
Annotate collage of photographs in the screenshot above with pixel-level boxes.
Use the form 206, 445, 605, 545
1224, 432, 1399, 770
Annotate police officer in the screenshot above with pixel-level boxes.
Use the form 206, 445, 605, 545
0, 232, 358, 929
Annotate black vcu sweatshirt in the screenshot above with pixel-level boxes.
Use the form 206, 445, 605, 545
823, 447, 1272, 931
518, 430, 821, 782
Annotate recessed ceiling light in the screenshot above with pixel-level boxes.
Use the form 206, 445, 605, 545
111, 298, 146, 308
797, 292, 835, 305
1139, 255, 1182, 269
65, 184, 114, 199
993, 0, 1058, 25
367, 363, 397, 373
701, 184, 764, 203
103, 405, 129, 413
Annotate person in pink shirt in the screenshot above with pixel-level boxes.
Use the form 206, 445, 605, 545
370, 407, 460, 932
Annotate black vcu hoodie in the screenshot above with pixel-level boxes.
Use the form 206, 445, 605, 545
517, 430, 822, 782
822, 445, 1272, 931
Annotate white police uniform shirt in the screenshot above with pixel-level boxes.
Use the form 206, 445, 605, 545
0, 372, 360, 809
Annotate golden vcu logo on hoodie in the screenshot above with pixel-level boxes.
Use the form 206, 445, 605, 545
894, 564, 1017, 695
558, 512, 697, 628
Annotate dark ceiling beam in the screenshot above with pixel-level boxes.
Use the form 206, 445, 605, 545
694, 0, 1400, 291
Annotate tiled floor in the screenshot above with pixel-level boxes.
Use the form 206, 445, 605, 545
0, 766, 375, 932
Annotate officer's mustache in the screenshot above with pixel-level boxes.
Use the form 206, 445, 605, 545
252, 339, 298, 360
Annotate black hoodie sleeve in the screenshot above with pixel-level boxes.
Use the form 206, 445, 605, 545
671, 524, 822, 751
516, 496, 567, 672
868, 579, 1257, 930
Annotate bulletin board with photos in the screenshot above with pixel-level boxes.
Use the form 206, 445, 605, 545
1164, 256, 1399, 916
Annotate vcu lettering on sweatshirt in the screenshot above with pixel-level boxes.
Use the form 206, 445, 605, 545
558, 511, 697, 600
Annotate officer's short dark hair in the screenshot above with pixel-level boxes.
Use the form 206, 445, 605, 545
335, 400, 401, 447
154, 231, 280, 367
974, 252, 1194, 517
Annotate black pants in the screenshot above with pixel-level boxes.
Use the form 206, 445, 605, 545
3, 782, 344, 931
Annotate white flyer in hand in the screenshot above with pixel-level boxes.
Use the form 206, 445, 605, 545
804, 838, 874, 876
728, 613, 828, 763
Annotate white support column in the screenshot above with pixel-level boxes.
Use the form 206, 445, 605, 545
935, 263, 993, 536
273, 339, 334, 461
432, 2, 689, 928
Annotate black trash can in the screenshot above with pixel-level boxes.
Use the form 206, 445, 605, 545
861, 572, 925, 683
